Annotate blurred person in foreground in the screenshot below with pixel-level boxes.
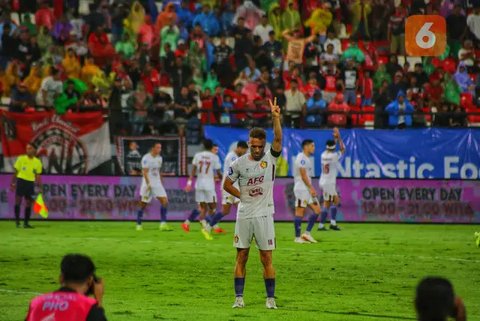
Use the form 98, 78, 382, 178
25, 254, 106, 321
415, 277, 466, 321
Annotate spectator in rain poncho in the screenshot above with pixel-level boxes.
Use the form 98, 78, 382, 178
304, 3, 332, 37
177, 1, 194, 29
233, 1, 264, 31
193, 4, 221, 37
282, 1, 301, 31
443, 72, 461, 106
454, 62, 474, 95
342, 41, 365, 63
385, 91, 414, 128
268, 3, 283, 41
373, 64, 392, 90
155, 2, 177, 35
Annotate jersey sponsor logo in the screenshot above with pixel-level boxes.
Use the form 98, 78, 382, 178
248, 187, 264, 197
247, 175, 264, 186
260, 161, 268, 169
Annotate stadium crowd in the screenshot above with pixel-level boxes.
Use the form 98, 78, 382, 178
1, 0, 480, 135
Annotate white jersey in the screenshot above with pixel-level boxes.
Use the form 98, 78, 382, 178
293, 152, 313, 191
223, 151, 240, 188
141, 153, 163, 187
192, 151, 221, 190
228, 149, 279, 219
319, 151, 342, 186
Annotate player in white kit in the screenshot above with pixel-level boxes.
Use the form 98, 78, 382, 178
318, 128, 345, 231
183, 139, 222, 240
292, 139, 321, 243
224, 98, 282, 310
135, 143, 172, 231
203, 141, 249, 234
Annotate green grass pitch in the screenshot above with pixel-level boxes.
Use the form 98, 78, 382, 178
0, 221, 478, 321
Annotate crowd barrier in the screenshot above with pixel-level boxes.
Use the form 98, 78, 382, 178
0, 175, 478, 223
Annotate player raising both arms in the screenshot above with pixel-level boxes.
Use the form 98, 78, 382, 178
204, 141, 249, 234
183, 139, 222, 240
293, 139, 321, 243
135, 143, 172, 231
318, 128, 345, 231
224, 98, 282, 309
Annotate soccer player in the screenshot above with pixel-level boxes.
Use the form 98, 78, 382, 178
135, 143, 172, 231
183, 139, 222, 240
204, 141, 249, 234
293, 139, 320, 243
10, 143, 42, 228
318, 128, 344, 231
224, 98, 282, 309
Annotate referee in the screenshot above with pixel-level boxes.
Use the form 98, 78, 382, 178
10, 143, 43, 228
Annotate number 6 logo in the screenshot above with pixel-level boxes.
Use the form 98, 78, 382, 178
406, 15, 446, 56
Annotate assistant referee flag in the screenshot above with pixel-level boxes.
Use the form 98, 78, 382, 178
33, 194, 48, 218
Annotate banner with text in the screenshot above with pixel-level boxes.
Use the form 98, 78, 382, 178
0, 175, 478, 223
1, 111, 111, 174
204, 126, 480, 179
115, 136, 187, 176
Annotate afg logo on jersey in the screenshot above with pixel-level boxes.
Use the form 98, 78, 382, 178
248, 187, 264, 197
247, 175, 264, 186
260, 161, 267, 169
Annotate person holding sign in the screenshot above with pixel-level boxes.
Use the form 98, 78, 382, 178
10, 143, 42, 228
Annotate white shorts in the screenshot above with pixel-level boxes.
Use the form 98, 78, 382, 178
222, 191, 239, 205
195, 189, 217, 203
234, 215, 276, 251
294, 189, 319, 208
140, 184, 167, 203
320, 183, 337, 202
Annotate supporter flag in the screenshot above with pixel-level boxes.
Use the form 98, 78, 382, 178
33, 194, 48, 218
0, 111, 111, 174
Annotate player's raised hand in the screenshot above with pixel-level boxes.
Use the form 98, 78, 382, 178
269, 97, 281, 118
333, 127, 340, 139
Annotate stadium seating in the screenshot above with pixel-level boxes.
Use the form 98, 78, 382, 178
0, 0, 479, 134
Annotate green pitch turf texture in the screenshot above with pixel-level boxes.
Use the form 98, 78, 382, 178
0, 221, 478, 321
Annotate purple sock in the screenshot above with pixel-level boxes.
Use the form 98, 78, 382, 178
188, 209, 200, 221
320, 209, 328, 223
136, 209, 143, 225
294, 216, 302, 237
265, 278, 275, 298
306, 214, 318, 232
160, 207, 167, 223
234, 277, 245, 297
330, 206, 337, 221
209, 212, 224, 227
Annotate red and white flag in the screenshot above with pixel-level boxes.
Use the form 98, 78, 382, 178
1, 111, 111, 174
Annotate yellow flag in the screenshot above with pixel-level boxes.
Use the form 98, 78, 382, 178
33, 193, 48, 218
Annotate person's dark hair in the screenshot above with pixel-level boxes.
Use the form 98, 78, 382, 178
268, 30, 275, 36
326, 139, 336, 149
51, 67, 59, 76
290, 79, 298, 85
415, 277, 455, 321
237, 141, 248, 149
203, 139, 214, 150
26, 143, 36, 149
302, 139, 314, 148
249, 128, 266, 140
61, 254, 95, 283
